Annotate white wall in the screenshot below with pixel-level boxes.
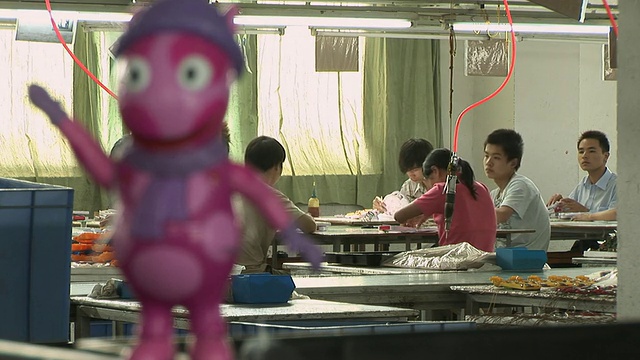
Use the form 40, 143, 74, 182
439, 39, 617, 200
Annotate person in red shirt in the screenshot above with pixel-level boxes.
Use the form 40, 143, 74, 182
394, 148, 497, 252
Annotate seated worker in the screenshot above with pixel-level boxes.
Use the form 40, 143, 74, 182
373, 138, 434, 212
547, 130, 617, 221
484, 129, 551, 251
235, 136, 317, 274
394, 148, 496, 252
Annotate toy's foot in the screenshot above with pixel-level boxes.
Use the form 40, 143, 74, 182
191, 338, 233, 360
127, 339, 175, 360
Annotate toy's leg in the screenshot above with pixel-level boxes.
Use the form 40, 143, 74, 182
128, 302, 175, 360
189, 302, 232, 360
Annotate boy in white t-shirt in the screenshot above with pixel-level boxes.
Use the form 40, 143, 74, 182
483, 129, 550, 251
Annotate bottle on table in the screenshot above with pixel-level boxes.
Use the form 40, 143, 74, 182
307, 181, 320, 217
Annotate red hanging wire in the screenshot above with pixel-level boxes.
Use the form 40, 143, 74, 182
601, 0, 618, 38
44, 0, 118, 99
452, 0, 516, 153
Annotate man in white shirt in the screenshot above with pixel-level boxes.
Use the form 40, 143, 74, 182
547, 130, 617, 221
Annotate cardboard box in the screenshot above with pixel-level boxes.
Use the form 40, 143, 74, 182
496, 247, 547, 270
0, 178, 73, 343
231, 273, 295, 304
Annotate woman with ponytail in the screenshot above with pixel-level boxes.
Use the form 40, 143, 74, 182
395, 148, 497, 252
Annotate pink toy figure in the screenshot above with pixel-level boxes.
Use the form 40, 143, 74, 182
28, 0, 322, 359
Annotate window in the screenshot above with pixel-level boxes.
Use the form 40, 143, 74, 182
0, 29, 76, 177
257, 27, 372, 176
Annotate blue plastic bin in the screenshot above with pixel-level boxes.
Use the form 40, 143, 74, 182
496, 247, 547, 270
0, 178, 74, 343
231, 273, 295, 304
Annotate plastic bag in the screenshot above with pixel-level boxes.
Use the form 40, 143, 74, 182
381, 242, 496, 270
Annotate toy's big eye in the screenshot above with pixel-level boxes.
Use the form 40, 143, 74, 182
125, 57, 151, 93
177, 55, 213, 91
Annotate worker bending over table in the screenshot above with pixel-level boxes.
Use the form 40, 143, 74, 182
373, 138, 433, 213
394, 148, 496, 252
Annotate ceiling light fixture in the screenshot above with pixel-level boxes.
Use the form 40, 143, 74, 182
453, 22, 610, 36
234, 15, 412, 29
312, 29, 486, 41
0, 9, 133, 22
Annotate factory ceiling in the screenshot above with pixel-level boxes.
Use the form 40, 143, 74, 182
0, 0, 619, 33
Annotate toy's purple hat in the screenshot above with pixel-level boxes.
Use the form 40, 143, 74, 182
113, 0, 243, 75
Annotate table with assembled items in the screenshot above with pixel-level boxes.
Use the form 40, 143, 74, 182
290, 266, 614, 320
450, 282, 616, 316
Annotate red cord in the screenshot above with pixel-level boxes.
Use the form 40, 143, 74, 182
44, 0, 118, 99
601, 0, 618, 38
452, 0, 516, 153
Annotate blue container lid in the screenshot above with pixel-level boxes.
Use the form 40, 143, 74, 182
231, 273, 295, 304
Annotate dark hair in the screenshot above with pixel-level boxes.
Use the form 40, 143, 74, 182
109, 134, 132, 160
221, 122, 231, 151
422, 148, 478, 200
578, 130, 610, 153
484, 129, 524, 170
244, 136, 286, 172
398, 138, 434, 173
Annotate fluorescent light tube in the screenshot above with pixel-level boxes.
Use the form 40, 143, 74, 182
454, 22, 610, 35
313, 29, 486, 41
234, 15, 411, 29
0, 9, 133, 22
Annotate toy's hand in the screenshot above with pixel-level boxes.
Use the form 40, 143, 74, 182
280, 224, 322, 270
28, 84, 69, 125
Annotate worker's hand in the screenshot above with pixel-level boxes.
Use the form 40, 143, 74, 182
28, 84, 69, 125
546, 193, 563, 207
403, 214, 429, 228
557, 198, 589, 213
571, 212, 593, 221
372, 196, 387, 213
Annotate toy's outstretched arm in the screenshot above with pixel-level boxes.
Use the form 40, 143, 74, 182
229, 164, 322, 268
28, 85, 116, 188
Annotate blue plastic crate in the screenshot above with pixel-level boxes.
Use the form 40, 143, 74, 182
496, 247, 547, 270
231, 273, 295, 304
0, 178, 73, 343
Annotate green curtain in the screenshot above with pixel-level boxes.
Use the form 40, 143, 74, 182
359, 37, 442, 206
33, 28, 127, 213
227, 34, 259, 162
71, 28, 110, 212
274, 38, 442, 208
26, 27, 109, 213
